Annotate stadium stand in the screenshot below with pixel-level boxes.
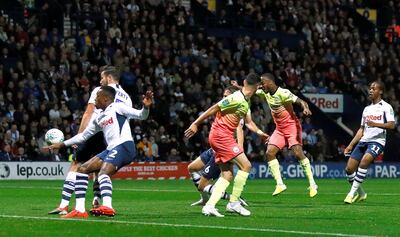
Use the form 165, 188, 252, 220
0, 0, 399, 162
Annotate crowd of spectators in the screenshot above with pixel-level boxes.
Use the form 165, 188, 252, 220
0, 0, 399, 163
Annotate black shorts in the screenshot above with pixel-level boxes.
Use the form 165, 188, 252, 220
74, 132, 106, 162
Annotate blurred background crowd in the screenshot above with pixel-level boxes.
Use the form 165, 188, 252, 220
0, 0, 399, 162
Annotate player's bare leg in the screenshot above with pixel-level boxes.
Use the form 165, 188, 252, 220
345, 154, 373, 204
188, 158, 205, 172
292, 144, 318, 197
77, 157, 104, 174
266, 145, 287, 196
188, 158, 208, 205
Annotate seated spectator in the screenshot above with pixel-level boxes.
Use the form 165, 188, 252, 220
167, 148, 182, 162
14, 147, 28, 161
137, 136, 153, 162
0, 144, 14, 161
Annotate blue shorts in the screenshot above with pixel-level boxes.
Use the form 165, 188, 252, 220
96, 141, 136, 170
199, 149, 220, 180
350, 142, 384, 161
199, 148, 214, 164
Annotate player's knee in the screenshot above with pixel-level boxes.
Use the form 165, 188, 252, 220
187, 163, 195, 173
77, 166, 87, 174
242, 160, 252, 172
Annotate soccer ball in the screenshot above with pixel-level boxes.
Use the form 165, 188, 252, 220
45, 128, 64, 145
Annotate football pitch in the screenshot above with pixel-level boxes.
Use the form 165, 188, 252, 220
0, 179, 399, 237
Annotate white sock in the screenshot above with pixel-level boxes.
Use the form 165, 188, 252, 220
75, 198, 86, 212
99, 174, 113, 208
203, 184, 213, 194
349, 168, 368, 196
103, 196, 112, 208
59, 171, 77, 208
190, 172, 201, 188
74, 173, 89, 212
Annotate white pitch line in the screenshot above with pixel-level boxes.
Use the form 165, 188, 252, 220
0, 214, 380, 237
0, 185, 399, 196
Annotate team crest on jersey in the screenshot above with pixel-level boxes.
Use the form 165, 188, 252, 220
233, 146, 240, 153
222, 99, 230, 106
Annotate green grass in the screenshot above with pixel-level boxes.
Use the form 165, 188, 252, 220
0, 179, 399, 237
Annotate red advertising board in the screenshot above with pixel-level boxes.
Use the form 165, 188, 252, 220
112, 162, 190, 180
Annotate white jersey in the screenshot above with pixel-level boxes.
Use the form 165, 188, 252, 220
88, 83, 132, 108
359, 100, 395, 146
87, 83, 132, 126
65, 103, 149, 150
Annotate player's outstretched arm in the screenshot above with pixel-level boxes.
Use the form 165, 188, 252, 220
142, 91, 154, 109
344, 127, 364, 155
244, 113, 269, 143
184, 104, 220, 138
119, 91, 154, 120
43, 142, 66, 151
44, 120, 100, 151
295, 98, 312, 116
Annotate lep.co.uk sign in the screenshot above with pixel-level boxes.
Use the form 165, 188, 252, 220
304, 94, 343, 113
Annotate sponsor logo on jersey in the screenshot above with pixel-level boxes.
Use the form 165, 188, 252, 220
365, 115, 382, 121
100, 117, 114, 128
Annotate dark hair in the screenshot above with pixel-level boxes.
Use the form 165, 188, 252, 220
260, 73, 275, 82
245, 72, 261, 85
101, 65, 120, 81
224, 85, 238, 94
100, 86, 116, 100
372, 81, 384, 94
